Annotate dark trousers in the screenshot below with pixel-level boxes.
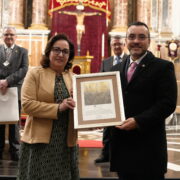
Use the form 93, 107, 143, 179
0, 124, 20, 154
101, 127, 111, 159
117, 172, 165, 180
0, 100, 20, 155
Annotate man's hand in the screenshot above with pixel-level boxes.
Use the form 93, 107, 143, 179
0, 79, 8, 87
116, 117, 138, 131
0, 80, 8, 95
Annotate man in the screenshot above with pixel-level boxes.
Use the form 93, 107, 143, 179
110, 22, 177, 180
0, 27, 28, 161
95, 35, 128, 163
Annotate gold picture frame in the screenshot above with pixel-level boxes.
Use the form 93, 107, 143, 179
73, 71, 125, 129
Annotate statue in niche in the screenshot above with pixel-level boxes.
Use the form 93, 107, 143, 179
59, 3, 101, 55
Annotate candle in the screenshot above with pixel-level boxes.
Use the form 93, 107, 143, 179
102, 33, 105, 58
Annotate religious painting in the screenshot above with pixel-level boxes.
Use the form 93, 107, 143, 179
73, 72, 125, 129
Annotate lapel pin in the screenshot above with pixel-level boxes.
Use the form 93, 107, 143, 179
142, 64, 145, 67
3, 61, 10, 66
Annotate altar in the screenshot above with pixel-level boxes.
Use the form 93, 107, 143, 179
72, 52, 94, 74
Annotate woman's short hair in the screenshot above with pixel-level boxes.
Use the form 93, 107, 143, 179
40, 34, 75, 71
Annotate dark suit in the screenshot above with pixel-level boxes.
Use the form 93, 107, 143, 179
100, 54, 128, 72
0, 44, 28, 157
100, 54, 128, 160
110, 51, 177, 177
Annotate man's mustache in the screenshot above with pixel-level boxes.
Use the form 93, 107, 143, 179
131, 44, 142, 48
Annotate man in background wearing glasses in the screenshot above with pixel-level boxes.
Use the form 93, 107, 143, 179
95, 35, 128, 163
0, 27, 28, 161
110, 22, 177, 180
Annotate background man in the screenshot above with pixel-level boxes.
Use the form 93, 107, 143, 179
110, 22, 177, 180
0, 27, 28, 161
95, 35, 128, 163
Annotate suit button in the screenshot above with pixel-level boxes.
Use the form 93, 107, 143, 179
125, 91, 128, 94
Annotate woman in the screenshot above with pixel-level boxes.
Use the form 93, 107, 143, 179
18, 34, 79, 180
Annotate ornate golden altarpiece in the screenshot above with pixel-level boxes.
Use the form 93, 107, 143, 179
72, 52, 93, 74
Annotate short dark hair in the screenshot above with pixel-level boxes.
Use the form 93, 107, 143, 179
40, 34, 75, 71
127, 21, 150, 38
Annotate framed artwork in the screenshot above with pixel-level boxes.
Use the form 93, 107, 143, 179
73, 71, 125, 129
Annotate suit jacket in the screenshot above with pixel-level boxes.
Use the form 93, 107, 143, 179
110, 51, 177, 174
21, 67, 77, 147
100, 53, 128, 72
0, 44, 28, 98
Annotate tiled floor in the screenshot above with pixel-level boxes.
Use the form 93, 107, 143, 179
1, 126, 180, 178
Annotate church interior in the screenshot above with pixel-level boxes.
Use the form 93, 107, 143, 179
0, 0, 180, 179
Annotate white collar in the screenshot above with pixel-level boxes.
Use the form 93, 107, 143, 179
129, 52, 147, 65
114, 52, 124, 59
4, 44, 15, 50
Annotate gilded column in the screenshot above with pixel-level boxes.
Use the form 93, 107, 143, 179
137, 0, 152, 29
30, 0, 48, 29
111, 0, 128, 32
8, 0, 24, 28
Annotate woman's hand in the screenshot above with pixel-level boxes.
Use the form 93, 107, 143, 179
58, 97, 75, 112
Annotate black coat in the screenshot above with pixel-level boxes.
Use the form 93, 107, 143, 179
110, 51, 177, 175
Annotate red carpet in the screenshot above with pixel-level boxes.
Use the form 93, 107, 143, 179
78, 140, 103, 148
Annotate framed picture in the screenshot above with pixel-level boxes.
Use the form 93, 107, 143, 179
73, 71, 125, 129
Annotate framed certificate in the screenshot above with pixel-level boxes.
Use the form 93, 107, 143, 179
73, 71, 125, 129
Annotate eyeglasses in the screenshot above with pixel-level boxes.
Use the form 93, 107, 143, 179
127, 34, 150, 41
51, 47, 70, 55
112, 43, 124, 47
3, 34, 15, 37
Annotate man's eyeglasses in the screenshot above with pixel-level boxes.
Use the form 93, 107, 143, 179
3, 34, 15, 37
112, 43, 124, 47
127, 34, 150, 41
51, 47, 70, 55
